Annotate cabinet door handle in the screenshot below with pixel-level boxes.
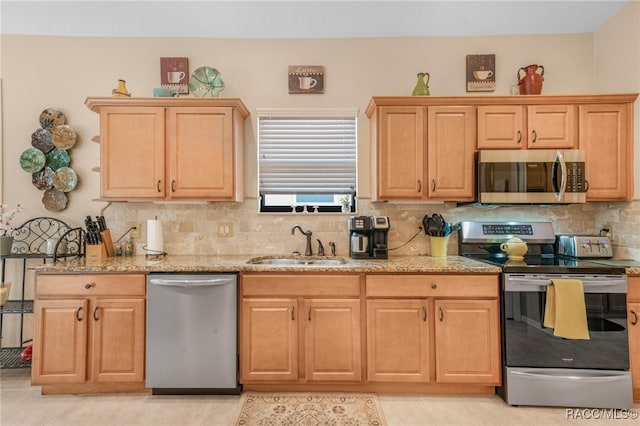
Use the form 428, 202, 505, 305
631, 310, 638, 326
431, 180, 436, 192
93, 307, 99, 321
422, 306, 427, 322
531, 130, 537, 143
517, 130, 522, 144
171, 180, 176, 192
76, 307, 83, 322
291, 306, 295, 321
439, 307, 444, 322
84, 283, 94, 290
308, 306, 312, 321
417, 180, 422, 192
156, 180, 162, 192
431, 283, 437, 289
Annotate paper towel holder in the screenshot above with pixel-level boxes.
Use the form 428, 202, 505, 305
144, 217, 167, 259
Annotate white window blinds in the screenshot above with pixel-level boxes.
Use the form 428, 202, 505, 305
257, 108, 357, 195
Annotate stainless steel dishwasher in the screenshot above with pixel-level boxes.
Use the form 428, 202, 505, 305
146, 273, 240, 394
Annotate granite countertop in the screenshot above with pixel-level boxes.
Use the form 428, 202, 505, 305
30, 255, 502, 274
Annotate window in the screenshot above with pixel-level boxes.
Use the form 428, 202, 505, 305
257, 108, 357, 213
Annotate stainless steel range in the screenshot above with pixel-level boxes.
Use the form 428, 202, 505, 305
459, 221, 632, 409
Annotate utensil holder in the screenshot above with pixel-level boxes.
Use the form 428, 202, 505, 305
430, 236, 449, 257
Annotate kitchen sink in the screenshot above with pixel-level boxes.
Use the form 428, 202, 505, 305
247, 256, 348, 266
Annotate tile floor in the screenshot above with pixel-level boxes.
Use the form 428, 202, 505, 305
1, 369, 638, 425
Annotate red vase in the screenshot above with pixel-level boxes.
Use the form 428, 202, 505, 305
517, 64, 544, 95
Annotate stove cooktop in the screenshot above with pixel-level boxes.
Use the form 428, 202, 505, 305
465, 254, 626, 274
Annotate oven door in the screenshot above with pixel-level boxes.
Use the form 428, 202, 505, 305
502, 273, 628, 370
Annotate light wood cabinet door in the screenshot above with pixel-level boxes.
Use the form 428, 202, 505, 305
375, 106, 426, 199
526, 105, 577, 149
304, 299, 361, 382
427, 106, 476, 200
99, 107, 166, 198
477, 105, 576, 150
91, 298, 145, 383
628, 302, 640, 400
579, 104, 631, 201
240, 298, 298, 382
477, 105, 525, 149
32, 299, 89, 385
434, 299, 500, 385
367, 299, 430, 383
166, 107, 235, 199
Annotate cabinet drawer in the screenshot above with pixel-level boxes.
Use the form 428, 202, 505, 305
36, 274, 146, 297
366, 274, 498, 298
242, 274, 361, 297
628, 276, 640, 302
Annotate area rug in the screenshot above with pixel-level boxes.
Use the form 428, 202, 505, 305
232, 392, 387, 425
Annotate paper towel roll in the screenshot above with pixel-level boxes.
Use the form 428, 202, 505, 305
147, 219, 164, 253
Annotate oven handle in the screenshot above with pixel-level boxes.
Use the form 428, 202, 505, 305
504, 277, 626, 292
511, 370, 630, 383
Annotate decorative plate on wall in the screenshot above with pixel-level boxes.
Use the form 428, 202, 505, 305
39, 108, 66, 129
52, 167, 78, 192
45, 148, 71, 170
32, 166, 54, 190
20, 147, 46, 173
52, 124, 77, 149
42, 189, 68, 212
31, 128, 54, 153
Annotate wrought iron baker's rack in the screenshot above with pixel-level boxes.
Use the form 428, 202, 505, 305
0, 217, 84, 369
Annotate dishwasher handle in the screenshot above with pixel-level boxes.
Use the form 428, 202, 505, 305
149, 277, 235, 288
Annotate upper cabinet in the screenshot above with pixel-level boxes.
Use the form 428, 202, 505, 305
85, 97, 249, 201
579, 103, 632, 201
367, 100, 475, 201
477, 105, 577, 149
367, 94, 637, 202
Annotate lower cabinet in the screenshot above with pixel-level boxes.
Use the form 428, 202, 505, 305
628, 277, 640, 400
31, 274, 146, 393
240, 274, 362, 384
434, 299, 500, 384
366, 274, 501, 386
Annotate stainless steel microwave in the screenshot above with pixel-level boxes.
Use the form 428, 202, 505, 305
477, 149, 586, 204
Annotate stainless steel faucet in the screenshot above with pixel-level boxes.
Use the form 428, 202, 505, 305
291, 225, 313, 256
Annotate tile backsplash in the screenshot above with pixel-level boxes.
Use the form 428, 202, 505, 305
100, 198, 640, 258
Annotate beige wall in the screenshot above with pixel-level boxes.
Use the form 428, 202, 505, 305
0, 28, 637, 258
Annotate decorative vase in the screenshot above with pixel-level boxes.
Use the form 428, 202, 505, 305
0, 236, 14, 256
112, 79, 132, 97
517, 64, 544, 95
411, 72, 430, 96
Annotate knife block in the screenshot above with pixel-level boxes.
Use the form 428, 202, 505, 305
86, 243, 108, 260
100, 230, 115, 257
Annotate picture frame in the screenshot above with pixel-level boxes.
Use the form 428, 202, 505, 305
466, 54, 496, 92
288, 65, 325, 94
160, 57, 189, 94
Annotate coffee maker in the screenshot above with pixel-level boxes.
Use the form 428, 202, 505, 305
349, 216, 390, 259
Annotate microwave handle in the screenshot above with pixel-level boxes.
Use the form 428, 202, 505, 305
554, 150, 567, 201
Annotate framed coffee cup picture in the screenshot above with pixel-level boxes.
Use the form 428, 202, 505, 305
161, 57, 189, 94
288, 65, 325, 94
466, 54, 495, 92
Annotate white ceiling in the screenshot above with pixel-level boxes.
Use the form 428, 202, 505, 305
0, 0, 630, 39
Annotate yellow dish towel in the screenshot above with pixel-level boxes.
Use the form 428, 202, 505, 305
543, 278, 590, 340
